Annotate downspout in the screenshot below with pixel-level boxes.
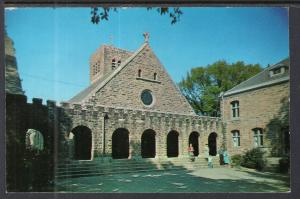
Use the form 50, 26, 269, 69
219, 92, 226, 150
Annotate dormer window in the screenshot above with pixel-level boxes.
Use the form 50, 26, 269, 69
231, 100, 239, 118
269, 65, 286, 77
138, 69, 142, 77
273, 67, 281, 75
112, 58, 116, 69
154, 73, 157, 80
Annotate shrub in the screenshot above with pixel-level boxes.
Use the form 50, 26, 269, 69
231, 154, 242, 167
279, 155, 290, 173
241, 148, 267, 171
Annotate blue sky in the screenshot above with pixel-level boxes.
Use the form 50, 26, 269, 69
5, 7, 289, 103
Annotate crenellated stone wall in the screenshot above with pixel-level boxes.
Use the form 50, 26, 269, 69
6, 93, 224, 163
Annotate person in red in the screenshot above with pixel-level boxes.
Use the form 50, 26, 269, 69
188, 144, 195, 162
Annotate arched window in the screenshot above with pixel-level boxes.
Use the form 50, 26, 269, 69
138, 69, 142, 77
112, 58, 116, 69
253, 128, 263, 147
231, 101, 239, 118
231, 130, 240, 147
117, 60, 121, 66
154, 73, 157, 80
25, 129, 44, 151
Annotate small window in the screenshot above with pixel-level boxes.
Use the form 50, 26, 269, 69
154, 73, 157, 80
117, 60, 121, 66
231, 101, 239, 118
269, 66, 286, 77
253, 128, 263, 147
138, 69, 142, 77
112, 58, 116, 69
273, 67, 281, 75
232, 130, 240, 147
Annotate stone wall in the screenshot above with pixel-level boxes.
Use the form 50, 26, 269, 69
6, 93, 224, 164
221, 82, 289, 156
5, 32, 24, 95
6, 94, 56, 191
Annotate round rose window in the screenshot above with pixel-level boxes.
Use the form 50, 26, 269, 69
141, 90, 153, 106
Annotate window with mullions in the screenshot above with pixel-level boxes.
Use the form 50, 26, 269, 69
112, 58, 116, 69
231, 101, 239, 118
253, 128, 263, 147
232, 130, 240, 147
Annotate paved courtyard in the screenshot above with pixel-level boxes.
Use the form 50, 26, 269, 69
55, 167, 290, 193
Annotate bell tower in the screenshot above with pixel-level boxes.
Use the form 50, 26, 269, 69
89, 45, 133, 84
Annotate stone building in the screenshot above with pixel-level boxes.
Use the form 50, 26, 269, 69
62, 34, 223, 161
220, 58, 290, 156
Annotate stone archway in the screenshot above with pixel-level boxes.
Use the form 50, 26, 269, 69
71, 125, 92, 160
141, 129, 156, 158
25, 129, 44, 151
208, 132, 218, 156
112, 128, 129, 159
167, 130, 179, 157
189, 131, 200, 156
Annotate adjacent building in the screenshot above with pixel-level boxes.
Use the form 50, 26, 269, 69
220, 58, 290, 156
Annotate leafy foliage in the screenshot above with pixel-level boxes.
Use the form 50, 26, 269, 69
231, 154, 243, 167
241, 148, 267, 171
179, 60, 262, 116
91, 7, 183, 25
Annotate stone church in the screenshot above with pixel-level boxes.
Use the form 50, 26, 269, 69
60, 33, 222, 161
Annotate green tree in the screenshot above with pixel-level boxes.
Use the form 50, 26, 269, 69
179, 60, 262, 116
91, 7, 183, 25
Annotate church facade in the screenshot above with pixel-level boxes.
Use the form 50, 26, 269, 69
59, 34, 223, 161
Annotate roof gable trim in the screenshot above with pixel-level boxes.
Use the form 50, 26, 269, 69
223, 76, 289, 97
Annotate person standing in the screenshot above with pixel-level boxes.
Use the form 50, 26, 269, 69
223, 150, 230, 167
188, 144, 195, 162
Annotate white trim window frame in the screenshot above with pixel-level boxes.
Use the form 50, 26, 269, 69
232, 130, 240, 148
253, 128, 263, 147
231, 101, 240, 118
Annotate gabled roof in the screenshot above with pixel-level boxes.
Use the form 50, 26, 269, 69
69, 43, 148, 103
223, 58, 289, 97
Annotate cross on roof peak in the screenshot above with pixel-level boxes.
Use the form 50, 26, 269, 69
143, 32, 150, 43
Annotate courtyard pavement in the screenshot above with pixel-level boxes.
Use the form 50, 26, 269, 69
55, 167, 290, 193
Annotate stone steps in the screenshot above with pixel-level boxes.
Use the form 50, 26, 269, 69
55, 156, 221, 180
